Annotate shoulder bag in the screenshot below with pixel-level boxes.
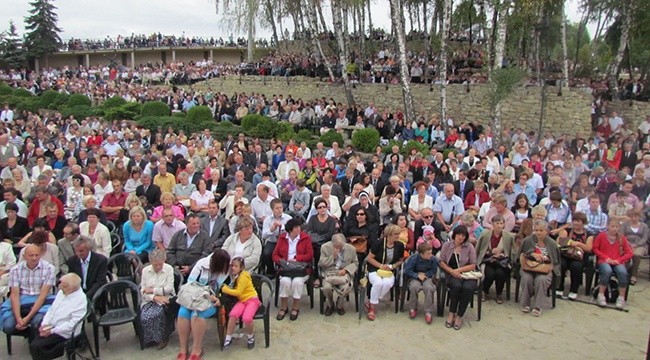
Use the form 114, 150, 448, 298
557, 235, 584, 261
278, 260, 310, 278
519, 253, 552, 274
347, 235, 368, 254
175, 281, 215, 312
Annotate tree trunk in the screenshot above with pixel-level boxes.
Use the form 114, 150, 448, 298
359, 3, 366, 57
573, 3, 591, 73
331, 0, 355, 106
391, 0, 416, 124
468, 0, 473, 51
246, 0, 256, 61
305, 0, 335, 81
560, 0, 569, 87
440, 0, 451, 122
493, 0, 508, 72
317, 1, 328, 33
367, 0, 373, 34
487, 1, 499, 69
534, 7, 543, 86
423, 2, 428, 38
265, 0, 280, 48
607, 0, 630, 98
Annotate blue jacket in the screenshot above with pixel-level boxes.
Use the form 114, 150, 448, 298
404, 253, 438, 280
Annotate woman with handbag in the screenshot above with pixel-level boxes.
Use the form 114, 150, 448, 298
139, 249, 175, 350
364, 224, 405, 321
555, 212, 594, 300
176, 249, 231, 360
272, 218, 314, 321
517, 219, 561, 317
475, 215, 515, 304
439, 225, 477, 330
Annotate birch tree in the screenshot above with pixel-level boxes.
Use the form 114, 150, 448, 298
560, 0, 569, 86
439, 0, 451, 123
331, 0, 356, 106
606, 0, 631, 98
390, 0, 416, 123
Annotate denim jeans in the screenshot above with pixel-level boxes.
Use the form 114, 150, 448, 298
597, 263, 629, 288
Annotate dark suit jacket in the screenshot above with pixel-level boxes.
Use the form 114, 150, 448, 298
411, 165, 435, 183
620, 152, 638, 171
207, 178, 228, 202
166, 229, 214, 268
340, 176, 359, 196
43, 215, 67, 240
67, 251, 108, 299
246, 152, 269, 168
369, 177, 387, 200
189, 172, 202, 187
453, 179, 475, 201
227, 163, 252, 182
413, 219, 445, 246
201, 215, 231, 248
136, 183, 162, 207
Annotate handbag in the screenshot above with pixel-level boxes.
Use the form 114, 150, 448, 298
557, 236, 584, 261
519, 253, 552, 274
482, 254, 511, 270
347, 235, 368, 254
176, 281, 215, 312
376, 269, 394, 278
278, 260, 310, 278
460, 271, 484, 280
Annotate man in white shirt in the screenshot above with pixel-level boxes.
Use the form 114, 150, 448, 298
0, 187, 28, 218
29, 273, 86, 360
251, 184, 274, 227
0, 105, 14, 123
609, 111, 624, 133
275, 151, 300, 182
325, 142, 339, 161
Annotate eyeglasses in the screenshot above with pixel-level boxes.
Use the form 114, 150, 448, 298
423, 215, 433, 219
317, 205, 327, 209
356, 213, 366, 216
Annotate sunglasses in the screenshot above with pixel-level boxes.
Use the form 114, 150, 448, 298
423, 215, 433, 219
317, 205, 327, 209
356, 213, 366, 216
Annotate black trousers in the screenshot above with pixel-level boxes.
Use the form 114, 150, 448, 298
262, 242, 277, 276
29, 333, 66, 360
483, 263, 509, 296
447, 277, 477, 317
558, 256, 585, 293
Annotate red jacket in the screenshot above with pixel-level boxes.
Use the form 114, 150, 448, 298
464, 190, 491, 209
272, 231, 314, 267
27, 195, 65, 227
592, 232, 634, 265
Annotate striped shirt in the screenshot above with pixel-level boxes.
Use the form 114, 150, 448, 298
585, 209, 608, 235
8, 259, 56, 296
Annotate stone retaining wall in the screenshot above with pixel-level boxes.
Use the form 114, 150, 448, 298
197, 76, 595, 136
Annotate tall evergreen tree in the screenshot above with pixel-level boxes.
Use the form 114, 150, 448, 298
23, 0, 62, 60
0, 20, 26, 69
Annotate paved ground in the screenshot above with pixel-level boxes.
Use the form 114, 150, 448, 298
6, 264, 650, 360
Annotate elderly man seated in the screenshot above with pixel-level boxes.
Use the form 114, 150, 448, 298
0, 244, 57, 340
29, 273, 86, 360
318, 234, 359, 316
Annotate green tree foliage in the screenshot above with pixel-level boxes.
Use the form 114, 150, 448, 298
23, 0, 62, 59
319, 131, 344, 147
187, 106, 214, 123
0, 21, 26, 70
66, 94, 91, 107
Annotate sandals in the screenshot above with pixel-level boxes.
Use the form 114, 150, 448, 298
445, 320, 453, 328
247, 336, 255, 350
366, 304, 376, 321
276, 308, 288, 321
521, 306, 531, 313
495, 296, 504, 304
630, 276, 637, 285
289, 309, 300, 321
188, 354, 202, 360
409, 309, 417, 319
176, 353, 187, 360
453, 318, 462, 330
532, 308, 542, 317
481, 293, 488, 302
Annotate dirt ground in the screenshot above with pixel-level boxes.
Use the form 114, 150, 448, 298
6, 263, 650, 360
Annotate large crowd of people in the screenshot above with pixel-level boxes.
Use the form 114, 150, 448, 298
0, 56, 648, 359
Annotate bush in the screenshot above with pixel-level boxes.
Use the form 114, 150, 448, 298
15, 97, 41, 113
137, 116, 177, 132
101, 96, 127, 108
382, 139, 430, 156
278, 129, 297, 142
187, 106, 213, 123
141, 101, 170, 117
67, 94, 92, 107
0, 83, 13, 96
296, 129, 313, 143
13, 88, 33, 98
320, 131, 344, 147
248, 118, 276, 138
442, 148, 457, 159
62, 105, 96, 119
137, 115, 222, 136
213, 122, 242, 140
275, 121, 294, 136
352, 128, 380, 153
103, 102, 142, 121
172, 112, 187, 118
41, 91, 68, 110
241, 114, 268, 131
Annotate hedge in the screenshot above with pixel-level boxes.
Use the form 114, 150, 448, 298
141, 101, 170, 117
62, 105, 97, 119
12, 88, 32, 98
67, 94, 92, 107
102, 102, 142, 121
382, 139, 430, 156
187, 106, 213, 123
352, 128, 380, 152
38, 90, 69, 110
241, 114, 267, 131
137, 115, 226, 136
0, 83, 13, 96
101, 96, 127, 108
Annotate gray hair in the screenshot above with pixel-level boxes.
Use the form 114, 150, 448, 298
321, 184, 331, 191
149, 249, 167, 262
60, 273, 82, 290
533, 219, 549, 230
331, 233, 346, 248
72, 236, 92, 249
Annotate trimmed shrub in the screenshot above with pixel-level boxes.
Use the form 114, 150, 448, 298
275, 121, 294, 136
278, 129, 297, 142
213, 122, 242, 140
187, 106, 213, 123
0, 83, 13, 96
141, 101, 170, 117
101, 96, 127, 108
241, 114, 267, 131
15, 97, 41, 113
137, 116, 177, 132
320, 131, 344, 147
67, 94, 92, 107
442, 148, 457, 159
62, 105, 96, 119
13, 88, 33, 98
400, 140, 430, 156
296, 129, 313, 143
103, 102, 142, 121
172, 112, 187, 118
351, 128, 380, 153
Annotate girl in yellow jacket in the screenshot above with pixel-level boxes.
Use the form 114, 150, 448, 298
221, 257, 261, 349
